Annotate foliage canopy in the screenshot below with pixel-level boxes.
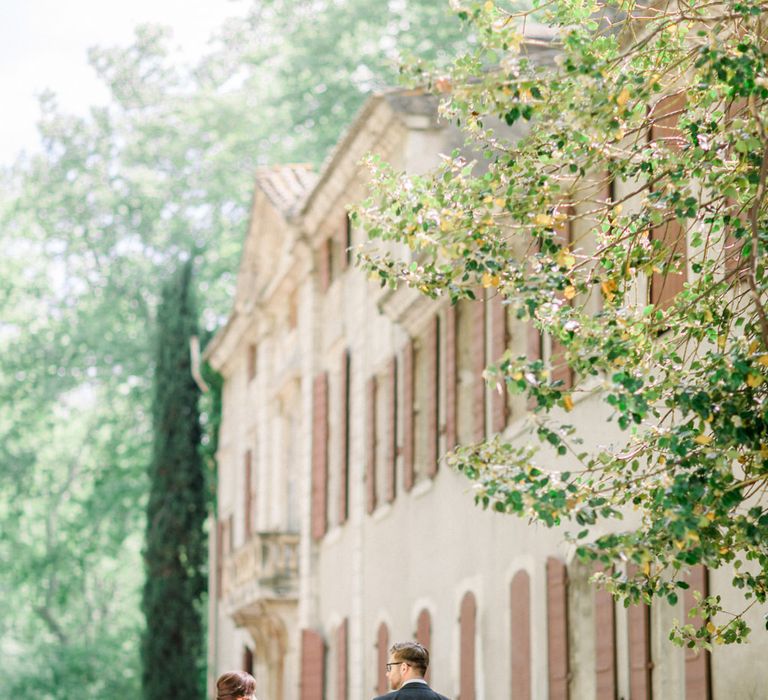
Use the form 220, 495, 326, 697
357, 0, 768, 647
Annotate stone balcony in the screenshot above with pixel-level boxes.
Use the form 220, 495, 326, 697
222, 531, 299, 613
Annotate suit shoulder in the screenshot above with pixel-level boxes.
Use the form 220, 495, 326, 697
372, 692, 399, 700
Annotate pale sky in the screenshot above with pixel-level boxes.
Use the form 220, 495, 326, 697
0, 0, 248, 166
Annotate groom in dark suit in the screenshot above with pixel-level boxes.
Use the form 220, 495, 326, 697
373, 641, 450, 700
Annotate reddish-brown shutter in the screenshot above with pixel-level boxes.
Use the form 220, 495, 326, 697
594, 568, 617, 700
416, 609, 432, 683
300, 629, 325, 700
337, 618, 348, 700
402, 339, 415, 492
443, 305, 458, 450
490, 292, 509, 433
311, 373, 329, 540
244, 450, 253, 539
510, 570, 532, 700
377, 623, 389, 695
338, 351, 350, 525
551, 216, 574, 389
546, 557, 569, 700
459, 592, 477, 700
627, 564, 652, 700
685, 565, 711, 699
365, 376, 377, 515
650, 93, 687, 308
318, 239, 331, 292
527, 322, 542, 411
425, 316, 439, 478
384, 358, 397, 503
472, 301, 487, 441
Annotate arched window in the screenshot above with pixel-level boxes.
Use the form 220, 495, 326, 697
459, 591, 477, 700
510, 571, 531, 700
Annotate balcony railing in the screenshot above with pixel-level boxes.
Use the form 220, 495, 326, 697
222, 531, 299, 607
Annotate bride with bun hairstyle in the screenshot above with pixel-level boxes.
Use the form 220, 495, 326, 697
216, 671, 257, 700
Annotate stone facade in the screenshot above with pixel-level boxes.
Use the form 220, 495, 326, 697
205, 90, 768, 700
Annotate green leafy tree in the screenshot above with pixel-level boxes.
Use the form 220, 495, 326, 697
357, 0, 768, 647
142, 260, 206, 700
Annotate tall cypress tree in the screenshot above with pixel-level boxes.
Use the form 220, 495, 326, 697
142, 260, 206, 700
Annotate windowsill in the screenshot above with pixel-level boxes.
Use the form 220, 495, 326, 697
411, 477, 434, 499
372, 502, 393, 522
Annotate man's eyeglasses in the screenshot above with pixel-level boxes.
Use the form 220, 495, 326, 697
385, 661, 410, 672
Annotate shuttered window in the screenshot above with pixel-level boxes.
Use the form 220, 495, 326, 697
377, 623, 389, 696
337, 618, 348, 700
546, 557, 569, 700
311, 373, 329, 540
300, 629, 325, 700
510, 571, 532, 700
459, 591, 477, 700
684, 565, 711, 699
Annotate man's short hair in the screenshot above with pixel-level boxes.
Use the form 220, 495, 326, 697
390, 641, 429, 673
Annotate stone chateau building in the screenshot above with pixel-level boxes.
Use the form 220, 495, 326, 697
204, 88, 767, 700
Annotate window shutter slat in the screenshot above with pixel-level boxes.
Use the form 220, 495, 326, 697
510, 571, 532, 700
402, 339, 415, 491
546, 557, 569, 700
311, 373, 329, 540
